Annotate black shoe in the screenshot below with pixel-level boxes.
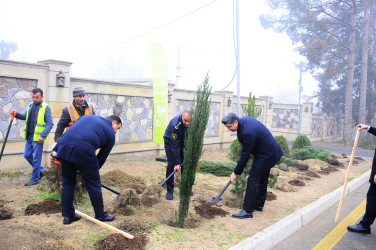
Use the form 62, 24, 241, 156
232, 210, 253, 219
166, 192, 173, 200
255, 206, 263, 212
63, 214, 81, 225
347, 223, 371, 234
39, 172, 45, 180
24, 179, 39, 186
95, 212, 115, 222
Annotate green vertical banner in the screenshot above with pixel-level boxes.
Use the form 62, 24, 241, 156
151, 43, 168, 145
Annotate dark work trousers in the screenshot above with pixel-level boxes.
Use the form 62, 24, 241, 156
61, 159, 104, 218
164, 142, 183, 193
360, 182, 376, 227
243, 169, 271, 212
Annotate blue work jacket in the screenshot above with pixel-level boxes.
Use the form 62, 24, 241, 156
163, 114, 187, 166
235, 116, 283, 175
54, 115, 115, 168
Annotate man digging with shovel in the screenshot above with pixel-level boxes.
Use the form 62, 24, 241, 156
163, 109, 191, 200
222, 113, 283, 219
53, 114, 122, 225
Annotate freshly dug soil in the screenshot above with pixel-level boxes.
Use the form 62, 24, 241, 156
95, 233, 148, 250
101, 170, 146, 194
24, 198, 61, 215
289, 179, 306, 187
194, 203, 229, 219
266, 191, 277, 201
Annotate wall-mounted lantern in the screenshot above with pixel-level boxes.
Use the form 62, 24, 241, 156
227, 97, 232, 107
168, 90, 172, 103
56, 70, 65, 87
268, 100, 273, 109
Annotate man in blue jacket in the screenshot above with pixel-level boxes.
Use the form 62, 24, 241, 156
163, 109, 191, 200
53, 114, 122, 225
347, 123, 376, 234
222, 113, 283, 219
10, 88, 54, 186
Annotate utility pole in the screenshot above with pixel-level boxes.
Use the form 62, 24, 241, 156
235, 0, 241, 116
297, 62, 303, 135
175, 47, 181, 88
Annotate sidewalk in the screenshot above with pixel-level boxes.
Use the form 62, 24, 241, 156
229, 169, 372, 250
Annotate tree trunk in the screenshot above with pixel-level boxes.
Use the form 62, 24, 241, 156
359, 0, 370, 141
344, 2, 357, 146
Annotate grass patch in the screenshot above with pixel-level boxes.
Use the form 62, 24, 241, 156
84, 229, 107, 247
198, 160, 235, 177
0, 170, 26, 179
34, 191, 61, 202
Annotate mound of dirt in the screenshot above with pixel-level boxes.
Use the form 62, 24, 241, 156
24, 199, 61, 215
318, 165, 339, 175
194, 203, 229, 219
101, 170, 146, 194
288, 179, 306, 187
140, 184, 163, 207
95, 233, 148, 250
0, 206, 14, 220
108, 188, 141, 216
117, 219, 154, 234
305, 170, 321, 178
266, 191, 277, 201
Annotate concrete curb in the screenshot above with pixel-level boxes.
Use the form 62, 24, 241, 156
228, 169, 372, 250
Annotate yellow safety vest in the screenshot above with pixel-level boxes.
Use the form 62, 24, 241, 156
23, 102, 50, 141
66, 103, 93, 130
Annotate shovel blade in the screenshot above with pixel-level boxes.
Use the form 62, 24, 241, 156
206, 197, 222, 204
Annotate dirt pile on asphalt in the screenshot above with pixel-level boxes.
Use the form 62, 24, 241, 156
95, 233, 148, 250
24, 199, 61, 215
101, 170, 146, 194
194, 203, 229, 219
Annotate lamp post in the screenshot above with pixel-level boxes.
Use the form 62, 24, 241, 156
56, 70, 65, 87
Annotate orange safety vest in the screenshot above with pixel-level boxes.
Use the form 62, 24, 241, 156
66, 103, 94, 130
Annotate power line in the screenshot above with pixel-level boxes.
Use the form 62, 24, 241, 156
69, 0, 219, 60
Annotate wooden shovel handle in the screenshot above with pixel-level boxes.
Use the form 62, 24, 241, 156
75, 210, 134, 239
334, 129, 360, 223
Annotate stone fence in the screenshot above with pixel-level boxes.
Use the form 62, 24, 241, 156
0, 59, 343, 171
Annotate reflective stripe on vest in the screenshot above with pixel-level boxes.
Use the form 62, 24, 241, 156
23, 102, 49, 141
66, 103, 93, 130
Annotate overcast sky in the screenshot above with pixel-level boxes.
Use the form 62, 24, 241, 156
0, 0, 318, 104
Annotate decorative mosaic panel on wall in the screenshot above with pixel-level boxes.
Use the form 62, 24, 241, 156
337, 120, 344, 137
0, 77, 37, 140
311, 117, 322, 138
176, 99, 220, 137
86, 94, 153, 143
272, 108, 298, 129
231, 105, 264, 123
325, 118, 334, 136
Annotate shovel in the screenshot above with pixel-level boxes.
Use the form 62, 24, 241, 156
160, 169, 177, 186
101, 183, 120, 195
0, 114, 15, 162
207, 180, 231, 204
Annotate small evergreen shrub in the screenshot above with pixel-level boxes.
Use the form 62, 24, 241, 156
278, 156, 299, 167
292, 135, 311, 149
291, 146, 331, 161
268, 176, 278, 188
274, 135, 290, 156
198, 160, 235, 177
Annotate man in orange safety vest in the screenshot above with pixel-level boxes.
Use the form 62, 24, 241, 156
54, 87, 95, 142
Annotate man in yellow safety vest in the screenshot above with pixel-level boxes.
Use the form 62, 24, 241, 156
10, 88, 54, 186
54, 87, 95, 142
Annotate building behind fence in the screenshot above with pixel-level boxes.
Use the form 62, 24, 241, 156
0, 59, 344, 171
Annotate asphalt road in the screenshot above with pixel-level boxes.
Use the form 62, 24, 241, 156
273, 182, 376, 249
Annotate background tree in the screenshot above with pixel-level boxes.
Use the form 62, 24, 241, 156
260, 0, 376, 146
0, 40, 18, 59
177, 74, 211, 227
